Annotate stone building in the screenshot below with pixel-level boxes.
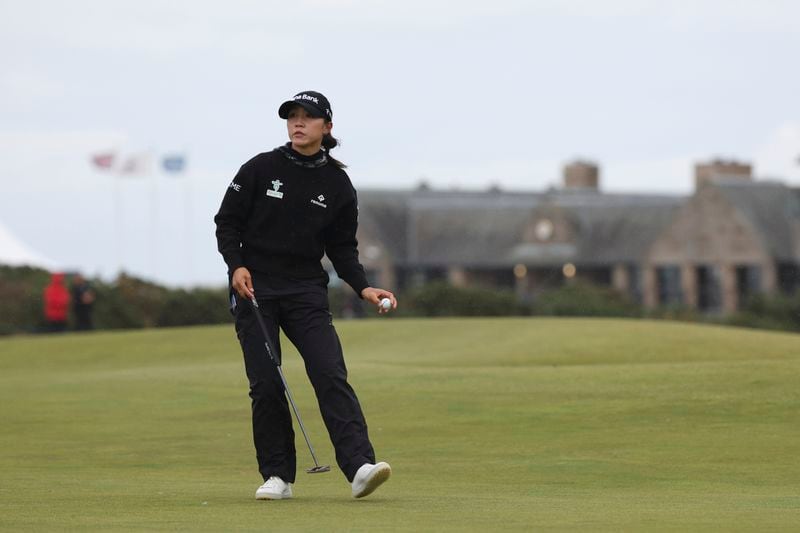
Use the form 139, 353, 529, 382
347, 160, 800, 314
644, 163, 800, 313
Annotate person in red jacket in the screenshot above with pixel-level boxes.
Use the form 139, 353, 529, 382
43, 272, 70, 333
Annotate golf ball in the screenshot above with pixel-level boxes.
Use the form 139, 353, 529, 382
380, 298, 392, 310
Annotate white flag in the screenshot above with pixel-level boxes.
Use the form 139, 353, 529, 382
119, 152, 152, 176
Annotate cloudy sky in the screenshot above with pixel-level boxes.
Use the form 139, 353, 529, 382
1, 0, 798, 286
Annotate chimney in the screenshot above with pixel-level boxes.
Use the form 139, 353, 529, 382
563, 160, 599, 191
695, 159, 752, 189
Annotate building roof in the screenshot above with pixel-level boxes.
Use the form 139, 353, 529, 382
357, 188, 685, 267
571, 203, 683, 264
716, 181, 800, 261
356, 190, 413, 261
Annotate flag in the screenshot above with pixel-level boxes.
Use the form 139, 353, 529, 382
91, 152, 116, 170
162, 154, 186, 174
119, 153, 152, 176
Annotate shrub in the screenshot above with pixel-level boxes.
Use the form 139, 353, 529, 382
0, 267, 232, 335
533, 281, 641, 318
727, 293, 800, 332
403, 281, 529, 317
155, 287, 231, 327
0, 265, 52, 334
646, 304, 701, 323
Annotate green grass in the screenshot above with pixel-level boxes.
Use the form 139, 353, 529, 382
1, 318, 800, 531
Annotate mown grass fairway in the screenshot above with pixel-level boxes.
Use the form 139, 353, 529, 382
1, 318, 800, 531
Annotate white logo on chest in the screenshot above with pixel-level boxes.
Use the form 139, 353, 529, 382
267, 179, 284, 199
310, 194, 327, 208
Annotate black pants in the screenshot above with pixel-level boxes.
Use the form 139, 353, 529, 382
45, 321, 67, 333
233, 273, 375, 483
74, 308, 93, 331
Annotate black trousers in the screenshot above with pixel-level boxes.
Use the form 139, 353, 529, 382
233, 273, 375, 483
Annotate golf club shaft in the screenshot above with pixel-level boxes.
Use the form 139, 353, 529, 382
249, 296, 324, 469
274, 364, 324, 469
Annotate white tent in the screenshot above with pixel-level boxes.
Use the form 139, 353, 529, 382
0, 221, 59, 270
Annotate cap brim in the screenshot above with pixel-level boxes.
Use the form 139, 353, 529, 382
278, 100, 326, 119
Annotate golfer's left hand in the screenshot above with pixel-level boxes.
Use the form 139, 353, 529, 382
361, 287, 397, 314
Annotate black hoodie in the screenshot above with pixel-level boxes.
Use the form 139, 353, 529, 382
214, 145, 369, 296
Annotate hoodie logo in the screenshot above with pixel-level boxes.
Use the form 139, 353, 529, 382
310, 194, 327, 208
267, 179, 284, 199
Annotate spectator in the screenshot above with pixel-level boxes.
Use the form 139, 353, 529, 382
43, 272, 70, 333
71, 273, 95, 331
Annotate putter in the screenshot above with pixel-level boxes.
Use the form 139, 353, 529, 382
249, 296, 331, 474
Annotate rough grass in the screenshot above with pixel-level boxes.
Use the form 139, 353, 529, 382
1, 318, 799, 531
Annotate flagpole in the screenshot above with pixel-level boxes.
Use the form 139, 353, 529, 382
108, 149, 125, 279
163, 152, 190, 286
114, 177, 120, 274
149, 150, 158, 282
91, 151, 123, 278
113, 158, 123, 277
184, 158, 194, 285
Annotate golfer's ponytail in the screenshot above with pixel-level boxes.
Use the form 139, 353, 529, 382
323, 133, 347, 169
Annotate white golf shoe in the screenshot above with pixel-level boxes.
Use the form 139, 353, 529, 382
255, 476, 292, 500
351, 462, 391, 498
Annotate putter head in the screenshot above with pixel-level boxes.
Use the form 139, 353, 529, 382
306, 465, 331, 474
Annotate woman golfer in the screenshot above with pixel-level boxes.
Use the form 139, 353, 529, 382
214, 90, 394, 500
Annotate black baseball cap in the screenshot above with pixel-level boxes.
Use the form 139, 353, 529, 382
278, 91, 333, 121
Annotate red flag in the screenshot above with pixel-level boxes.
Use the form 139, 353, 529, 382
91, 152, 116, 170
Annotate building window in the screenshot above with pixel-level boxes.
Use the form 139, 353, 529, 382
656, 266, 683, 306
696, 265, 722, 313
580, 267, 611, 285
777, 263, 800, 295
461, 268, 516, 289
410, 267, 447, 287
735, 265, 762, 306
627, 264, 642, 304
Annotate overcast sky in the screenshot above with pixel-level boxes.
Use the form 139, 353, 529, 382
1, 0, 798, 286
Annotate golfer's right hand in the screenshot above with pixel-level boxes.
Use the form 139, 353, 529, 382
232, 267, 254, 300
